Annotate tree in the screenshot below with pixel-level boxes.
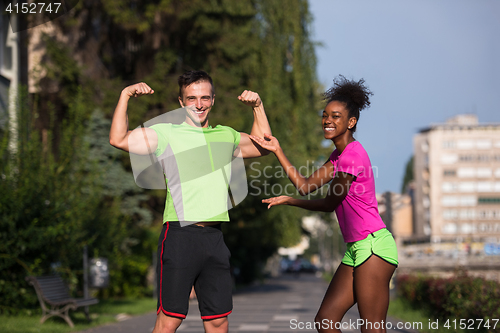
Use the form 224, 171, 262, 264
8, 0, 326, 296
224, 0, 326, 282
401, 155, 414, 194
0, 88, 105, 313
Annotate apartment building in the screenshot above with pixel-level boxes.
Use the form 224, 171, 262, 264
413, 114, 500, 243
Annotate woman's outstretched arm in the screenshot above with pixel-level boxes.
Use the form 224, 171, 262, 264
250, 134, 334, 196
262, 172, 354, 211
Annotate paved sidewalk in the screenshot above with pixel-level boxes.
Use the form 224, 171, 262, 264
78, 274, 419, 333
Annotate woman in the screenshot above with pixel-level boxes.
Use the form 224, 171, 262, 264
250, 76, 398, 333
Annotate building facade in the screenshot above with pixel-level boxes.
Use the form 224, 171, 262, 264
377, 191, 413, 242
413, 114, 500, 244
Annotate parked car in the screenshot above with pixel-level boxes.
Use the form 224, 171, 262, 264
283, 258, 318, 274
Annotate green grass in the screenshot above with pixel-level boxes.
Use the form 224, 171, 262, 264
388, 297, 467, 333
0, 298, 156, 333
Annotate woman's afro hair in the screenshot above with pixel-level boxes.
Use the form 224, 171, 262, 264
323, 75, 373, 132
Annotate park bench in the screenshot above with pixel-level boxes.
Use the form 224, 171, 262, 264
25, 275, 99, 327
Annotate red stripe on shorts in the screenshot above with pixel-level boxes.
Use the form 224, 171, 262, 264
158, 222, 171, 316
157, 307, 186, 319
201, 310, 232, 320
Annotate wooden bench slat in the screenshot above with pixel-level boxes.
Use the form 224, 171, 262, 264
43, 291, 70, 298
39, 282, 67, 289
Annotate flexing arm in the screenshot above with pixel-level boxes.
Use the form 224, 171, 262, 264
109, 82, 158, 154
237, 90, 272, 158
262, 172, 354, 211
250, 134, 334, 195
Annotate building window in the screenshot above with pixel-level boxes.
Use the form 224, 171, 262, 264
457, 140, 474, 150
478, 210, 488, 219
443, 210, 458, 220
459, 209, 475, 220
476, 140, 492, 150
478, 197, 500, 204
443, 169, 456, 177
442, 196, 459, 207
477, 168, 492, 178
442, 223, 458, 234
457, 168, 475, 178
477, 155, 489, 162
459, 182, 475, 192
460, 196, 476, 206
442, 182, 459, 193
441, 154, 458, 164
477, 182, 493, 192
442, 141, 456, 149
460, 223, 474, 234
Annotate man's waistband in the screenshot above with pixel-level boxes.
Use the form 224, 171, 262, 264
165, 221, 222, 231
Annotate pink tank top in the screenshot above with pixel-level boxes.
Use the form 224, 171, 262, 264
329, 141, 386, 243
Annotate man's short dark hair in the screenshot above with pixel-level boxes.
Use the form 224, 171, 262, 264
178, 70, 214, 98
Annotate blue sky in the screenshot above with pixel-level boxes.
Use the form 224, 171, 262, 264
309, 0, 500, 193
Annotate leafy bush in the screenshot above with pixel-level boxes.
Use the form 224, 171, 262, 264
397, 272, 500, 332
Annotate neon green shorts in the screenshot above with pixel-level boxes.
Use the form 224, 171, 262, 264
341, 228, 398, 267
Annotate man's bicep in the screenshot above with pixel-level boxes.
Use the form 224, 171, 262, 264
237, 132, 264, 158
128, 127, 159, 155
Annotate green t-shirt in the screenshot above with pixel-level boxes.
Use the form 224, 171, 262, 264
150, 122, 241, 223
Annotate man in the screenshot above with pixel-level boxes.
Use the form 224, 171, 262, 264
109, 70, 271, 333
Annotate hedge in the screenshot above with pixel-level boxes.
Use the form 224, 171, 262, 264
396, 271, 500, 332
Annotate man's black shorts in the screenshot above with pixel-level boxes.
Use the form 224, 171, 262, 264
156, 222, 233, 319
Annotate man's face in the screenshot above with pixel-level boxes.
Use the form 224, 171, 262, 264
178, 80, 214, 128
